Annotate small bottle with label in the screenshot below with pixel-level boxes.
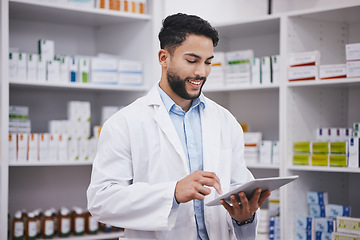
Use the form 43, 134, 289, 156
49, 208, 58, 236
25, 212, 37, 240
12, 211, 24, 240
42, 209, 55, 239
58, 207, 71, 237
85, 211, 99, 234
33, 209, 43, 238
71, 207, 85, 235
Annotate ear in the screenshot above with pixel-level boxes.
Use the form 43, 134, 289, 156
158, 49, 169, 68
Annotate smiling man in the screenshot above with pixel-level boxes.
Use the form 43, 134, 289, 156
87, 13, 270, 240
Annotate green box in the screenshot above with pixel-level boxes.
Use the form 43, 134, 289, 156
330, 142, 348, 154
294, 141, 311, 153
312, 142, 330, 154
293, 154, 310, 165
311, 154, 329, 166
330, 154, 347, 167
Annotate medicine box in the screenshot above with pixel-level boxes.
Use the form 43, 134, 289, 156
118, 59, 143, 86
37, 55, 46, 82
348, 137, 360, 168
330, 142, 348, 154
314, 231, 332, 240
39, 133, 49, 161
294, 141, 311, 153
9, 52, 18, 81
329, 154, 347, 167
346, 43, 360, 61
307, 191, 329, 205
354, 122, 360, 132
295, 216, 313, 230
259, 140, 272, 164
251, 58, 261, 85
332, 232, 360, 240
225, 50, 253, 85
79, 57, 90, 83
293, 153, 310, 165
326, 204, 351, 218
58, 134, 68, 161
271, 55, 280, 84
68, 0, 95, 8
17, 133, 28, 162
9, 134, 17, 162
91, 57, 117, 84
46, 60, 60, 82
38, 39, 54, 62
27, 53, 38, 82
48, 134, 58, 161
28, 133, 39, 162
261, 56, 271, 85
311, 154, 329, 166
288, 66, 318, 81
337, 216, 360, 235
347, 61, 360, 77
312, 142, 330, 154
313, 218, 335, 233
69, 57, 79, 83
319, 64, 347, 80
309, 204, 326, 217
207, 52, 225, 87
272, 141, 280, 164
59, 55, 70, 83
288, 50, 320, 67
295, 229, 312, 240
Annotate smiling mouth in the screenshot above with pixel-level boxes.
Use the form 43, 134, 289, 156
188, 79, 202, 85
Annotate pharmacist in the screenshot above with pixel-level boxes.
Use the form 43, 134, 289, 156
87, 13, 270, 240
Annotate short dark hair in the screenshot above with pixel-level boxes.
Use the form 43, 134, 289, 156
158, 13, 219, 54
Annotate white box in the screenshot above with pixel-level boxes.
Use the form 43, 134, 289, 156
27, 54, 38, 82
67, 0, 95, 8
346, 60, 360, 78
88, 137, 98, 161
336, 216, 360, 235
272, 141, 280, 164
295, 229, 312, 240
261, 56, 271, 85
48, 134, 59, 161
207, 52, 225, 87
288, 66, 318, 81
38, 39, 54, 62
17, 133, 28, 162
69, 57, 79, 83
354, 122, 360, 132
307, 191, 329, 205
37, 55, 47, 82
319, 64, 347, 80
251, 58, 261, 85
68, 138, 79, 161
309, 204, 326, 217
79, 57, 90, 83
46, 60, 60, 82
271, 55, 280, 84
346, 43, 360, 61
243, 132, 262, 145
91, 57, 117, 84
348, 137, 359, 168
331, 232, 360, 240
296, 216, 313, 230
326, 204, 351, 218
68, 101, 91, 123
118, 59, 143, 85
313, 218, 335, 233
59, 56, 70, 82
79, 138, 89, 161
9, 134, 17, 162
38, 133, 49, 161
288, 50, 320, 67
28, 133, 39, 162
225, 50, 253, 85
58, 135, 68, 161
18, 53, 27, 81
9, 52, 18, 81
259, 140, 272, 164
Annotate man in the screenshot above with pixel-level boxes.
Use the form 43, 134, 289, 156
87, 13, 270, 239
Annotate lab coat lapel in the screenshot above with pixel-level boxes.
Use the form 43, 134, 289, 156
201, 98, 221, 173
147, 85, 189, 173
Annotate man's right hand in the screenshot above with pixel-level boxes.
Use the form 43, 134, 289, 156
174, 170, 222, 203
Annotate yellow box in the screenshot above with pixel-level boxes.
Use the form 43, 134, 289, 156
311, 154, 329, 166
330, 154, 347, 167
294, 141, 311, 153
293, 154, 310, 165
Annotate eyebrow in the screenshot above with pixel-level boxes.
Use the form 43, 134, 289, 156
185, 53, 214, 61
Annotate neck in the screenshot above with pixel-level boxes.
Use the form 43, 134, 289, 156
159, 78, 192, 112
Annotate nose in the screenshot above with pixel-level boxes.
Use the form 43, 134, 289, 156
194, 63, 207, 77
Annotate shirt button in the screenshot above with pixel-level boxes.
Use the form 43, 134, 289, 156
189, 144, 193, 148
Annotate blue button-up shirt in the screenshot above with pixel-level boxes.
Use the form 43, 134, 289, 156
158, 85, 209, 240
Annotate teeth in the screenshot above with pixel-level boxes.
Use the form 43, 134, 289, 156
189, 80, 201, 85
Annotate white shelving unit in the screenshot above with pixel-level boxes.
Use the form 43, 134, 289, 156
1, 1, 360, 239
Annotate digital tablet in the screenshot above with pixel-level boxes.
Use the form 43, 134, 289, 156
206, 175, 299, 206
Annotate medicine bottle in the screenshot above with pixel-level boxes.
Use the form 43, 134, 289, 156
12, 211, 24, 240
49, 208, 58, 236
25, 212, 37, 240
42, 209, 55, 239
85, 211, 99, 234
71, 207, 85, 235
58, 207, 71, 237
33, 208, 43, 238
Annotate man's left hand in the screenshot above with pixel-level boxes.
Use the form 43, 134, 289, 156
220, 188, 271, 224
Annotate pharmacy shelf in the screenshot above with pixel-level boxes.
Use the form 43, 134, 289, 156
10, 80, 149, 92
203, 83, 279, 92
286, 77, 360, 88
288, 165, 360, 173
9, 161, 93, 167
37, 231, 124, 240
9, 0, 151, 27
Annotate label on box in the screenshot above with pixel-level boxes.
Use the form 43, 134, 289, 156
311, 154, 329, 166
319, 64, 347, 80
288, 66, 318, 81
293, 154, 310, 165
346, 43, 360, 61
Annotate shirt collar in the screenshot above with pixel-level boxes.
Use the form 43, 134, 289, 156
157, 84, 205, 113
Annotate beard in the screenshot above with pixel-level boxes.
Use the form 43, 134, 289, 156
166, 70, 206, 100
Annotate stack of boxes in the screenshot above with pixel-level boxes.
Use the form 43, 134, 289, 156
332, 216, 360, 239
9, 106, 31, 134
295, 191, 351, 240
293, 124, 359, 168
9, 39, 143, 86
346, 43, 360, 78
97, 0, 147, 14
288, 50, 320, 82
207, 50, 280, 87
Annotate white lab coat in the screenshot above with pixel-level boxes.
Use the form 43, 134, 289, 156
87, 84, 257, 239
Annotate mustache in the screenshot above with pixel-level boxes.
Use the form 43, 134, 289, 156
185, 76, 206, 81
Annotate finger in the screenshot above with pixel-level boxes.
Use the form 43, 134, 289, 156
250, 188, 262, 203
230, 194, 240, 210
238, 192, 248, 206
220, 199, 233, 213
197, 185, 212, 196
258, 190, 271, 206
200, 172, 222, 195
